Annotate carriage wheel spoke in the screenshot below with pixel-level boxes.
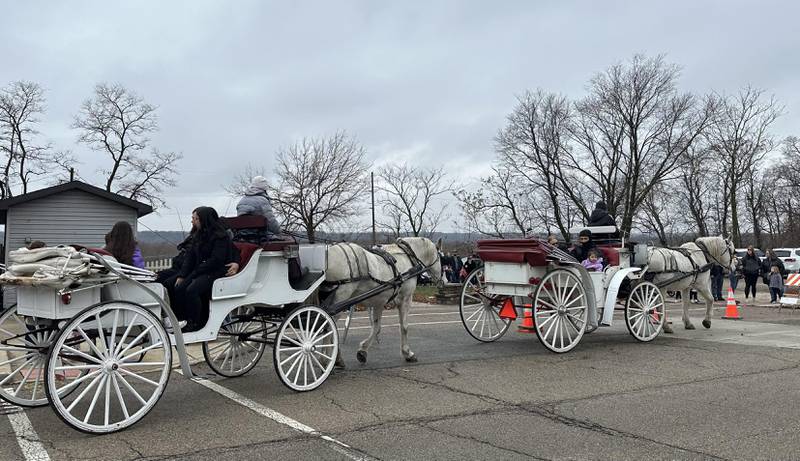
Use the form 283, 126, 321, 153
116, 372, 147, 406
66, 372, 105, 412
113, 314, 139, 356
118, 367, 160, 387
84, 375, 108, 423
111, 373, 129, 419
0, 356, 37, 386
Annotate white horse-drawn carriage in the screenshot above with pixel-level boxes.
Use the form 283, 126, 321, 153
459, 227, 736, 352
0, 217, 437, 434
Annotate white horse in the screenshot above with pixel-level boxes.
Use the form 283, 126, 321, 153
324, 237, 442, 363
646, 236, 736, 333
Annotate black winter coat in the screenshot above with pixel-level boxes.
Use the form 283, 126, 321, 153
571, 241, 597, 263
179, 233, 239, 280
588, 208, 615, 227
741, 254, 762, 276
761, 257, 785, 281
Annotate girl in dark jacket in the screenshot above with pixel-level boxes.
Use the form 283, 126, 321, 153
741, 246, 762, 300
170, 207, 239, 331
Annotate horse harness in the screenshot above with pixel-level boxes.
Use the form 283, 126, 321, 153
324, 240, 434, 304
650, 242, 726, 286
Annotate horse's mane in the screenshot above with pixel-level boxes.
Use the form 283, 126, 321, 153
695, 236, 726, 258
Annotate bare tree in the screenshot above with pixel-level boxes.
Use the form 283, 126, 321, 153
634, 184, 687, 245
72, 83, 182, 207
454, 166, 535, 238
568, 55, 716, 238
706, 86, 781, 246
268, 131, 370, 242
495, 90, 583, 241
224, 163, 267, 196
0, 81, 52, 197
376, 163, 449, 237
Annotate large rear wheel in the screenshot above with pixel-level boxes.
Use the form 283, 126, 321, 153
202, 306, 267, 377
0, 305, 61, 407
45, 301, 171, 434
459, 267, 512, 342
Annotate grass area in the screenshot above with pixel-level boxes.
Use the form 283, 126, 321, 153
413, 285, 439, 303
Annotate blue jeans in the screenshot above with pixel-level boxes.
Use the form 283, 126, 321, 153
711, 274, 724, 299
770, 287, 783, 302
728, 273, 738, 292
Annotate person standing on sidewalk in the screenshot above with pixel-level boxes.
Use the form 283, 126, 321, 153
710, 264, 724, 301
742, 246, 762, 301
769, 265, 785, 304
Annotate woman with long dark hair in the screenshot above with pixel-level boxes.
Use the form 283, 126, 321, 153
169, 207, 239, 331
105, 221, 145, 268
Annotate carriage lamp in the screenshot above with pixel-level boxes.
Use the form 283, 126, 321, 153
529, 277, 541, 285
61, 292, 72, 304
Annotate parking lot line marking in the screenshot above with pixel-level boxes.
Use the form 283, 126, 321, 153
177, 373, 373, 461
2, 397, 50, 461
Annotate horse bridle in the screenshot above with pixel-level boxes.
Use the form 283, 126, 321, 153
395, 238, 438, 273
695, 239, 734, 269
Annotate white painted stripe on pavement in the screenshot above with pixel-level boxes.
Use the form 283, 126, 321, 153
177, 372, 372, 461
2, 398, 50, 461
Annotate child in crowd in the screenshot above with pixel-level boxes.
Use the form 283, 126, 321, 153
769, 265, 784, 304
581, 250, 603, 272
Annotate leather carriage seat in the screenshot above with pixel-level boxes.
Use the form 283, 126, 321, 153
233, 242, 259, 269
596, 245, 620, 266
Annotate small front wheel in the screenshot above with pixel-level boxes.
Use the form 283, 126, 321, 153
273, 305, 338, 392
44, 301, 172, 434
625, 281, 665, 342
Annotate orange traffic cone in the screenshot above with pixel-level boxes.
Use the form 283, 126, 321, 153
498, 298, 517, 320
722, 287, 742, 320
517, 304, 536, 333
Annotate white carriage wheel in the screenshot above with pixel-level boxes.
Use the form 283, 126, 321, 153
532, 269, 587, 353
624, 281, 665, 342
44, 301, 172, 434
459, 267, 512, 342
202, 306, 267, 377
0, 305, 64, 407
273, 305, 338, 392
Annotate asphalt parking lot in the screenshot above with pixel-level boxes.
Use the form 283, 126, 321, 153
4, 297, 800, 460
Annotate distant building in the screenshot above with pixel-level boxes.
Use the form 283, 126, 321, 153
0, 180, 153, 261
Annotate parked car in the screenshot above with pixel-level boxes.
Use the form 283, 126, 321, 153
772, 248, 800, 273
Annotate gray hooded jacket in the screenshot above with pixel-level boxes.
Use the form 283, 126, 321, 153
236, 177, 281, 234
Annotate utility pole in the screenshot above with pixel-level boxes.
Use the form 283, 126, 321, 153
371, 172, 376, 245
69, 168, 75, 181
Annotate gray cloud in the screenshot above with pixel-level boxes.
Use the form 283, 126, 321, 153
1, 0, 798, 230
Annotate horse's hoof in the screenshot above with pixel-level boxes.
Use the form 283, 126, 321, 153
662, 323, 674, 334
405, 354, 418, 363
702, 320, 711, 329
356, 351, 367, 363
685, 323, 696, 330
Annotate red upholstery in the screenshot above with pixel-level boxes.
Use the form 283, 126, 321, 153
234, 242, 259, 269
223, 215, 267, 230
596, 245, 620, 266
477, 239, 547, 267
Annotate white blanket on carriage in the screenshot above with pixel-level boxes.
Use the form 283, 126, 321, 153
0, 245, 154, 288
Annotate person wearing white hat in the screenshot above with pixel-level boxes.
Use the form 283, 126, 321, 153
236, 176, 281, 235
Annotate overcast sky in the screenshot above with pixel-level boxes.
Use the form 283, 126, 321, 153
2, 1, 799, 232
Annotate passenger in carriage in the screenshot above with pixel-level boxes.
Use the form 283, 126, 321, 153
235, 175, 281, 243
586, 201, 620, 243
581, 250, 604, 272
164, 207, 240, 332
104, 221, 145, 268
570, 229, 597, 263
